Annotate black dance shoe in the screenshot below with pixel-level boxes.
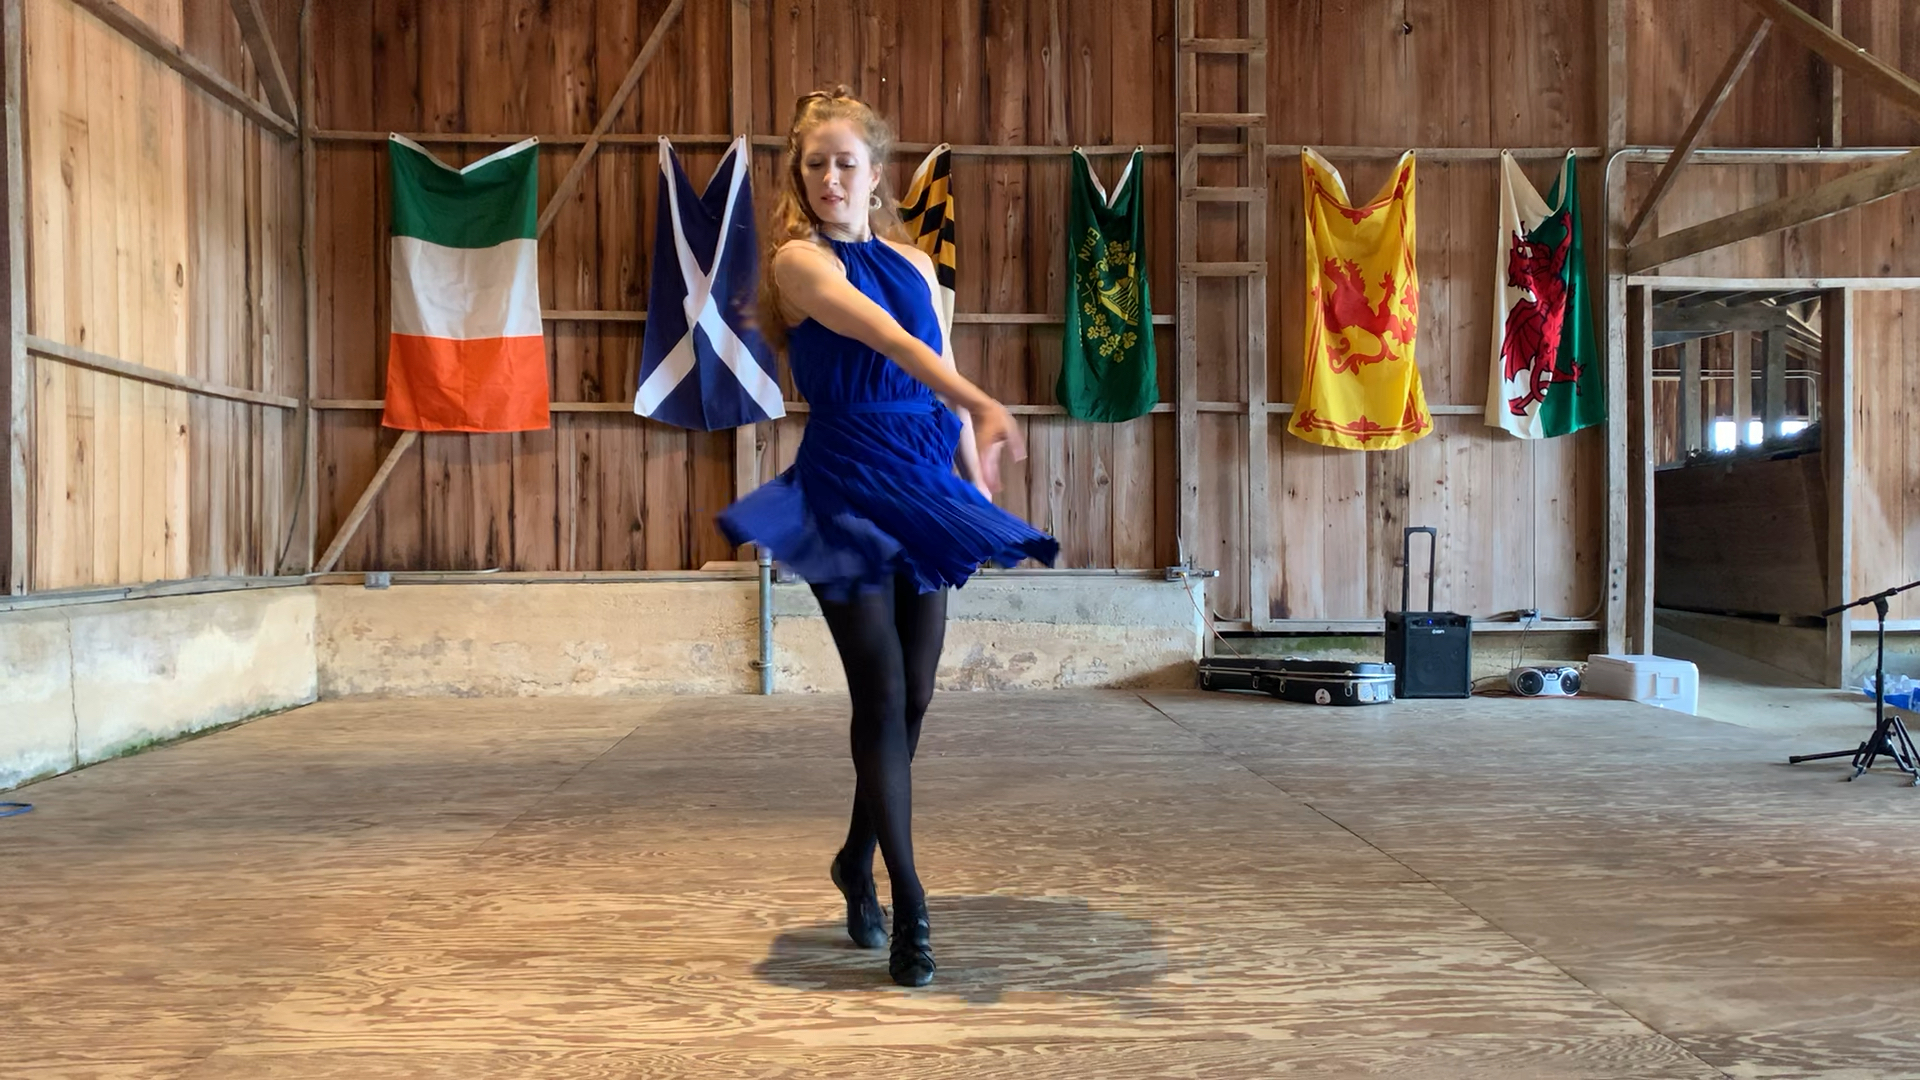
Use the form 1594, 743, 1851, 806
889, 902, 935, 987
830, 855, 887, 949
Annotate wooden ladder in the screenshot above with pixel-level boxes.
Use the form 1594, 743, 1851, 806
1175, 1, 1270, 629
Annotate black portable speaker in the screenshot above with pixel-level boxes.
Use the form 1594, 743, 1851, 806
1384, 526, 1472, 699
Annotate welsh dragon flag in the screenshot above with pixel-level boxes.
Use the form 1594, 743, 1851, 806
384, 136, 548, 432
1486, 151, 1603, 439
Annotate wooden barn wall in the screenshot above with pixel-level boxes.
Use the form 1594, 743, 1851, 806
309, 0, 1177, 575
23, 0, 303, 591
1238, 0, 1606, 624
302, 0, 1918, 633
1850, 290, 1920, 620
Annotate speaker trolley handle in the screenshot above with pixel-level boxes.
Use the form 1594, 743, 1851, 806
1402, 526, 1437, 614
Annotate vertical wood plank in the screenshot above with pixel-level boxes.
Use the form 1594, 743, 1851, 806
729, 0, 754, 531
1732, 328, 1753, 444
1627, 285, 1654, 652
1763, 327, 1786, 438
1826, 288, 1853, 686
1681, 337, 1703, 453
3, 0, 27, 592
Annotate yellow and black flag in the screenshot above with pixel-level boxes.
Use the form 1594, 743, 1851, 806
899, 143, 955, 331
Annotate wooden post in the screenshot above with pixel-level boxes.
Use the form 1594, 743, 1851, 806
1824, 289, 1854, 687
1819, 0, 1843, 147
1628, 287, 1655, 654
1681, 338, 1703, 454
729, 0, 757, 523
297, 0, 317, 573
1173, 0, 1199, 570
1244, 0, 1271, 628
1762, 329, 1786, 439
1732, 329, 1753, 445
2, 0, 25, 594
1604, 114, 1630, 655
1600, 0, 1627, 150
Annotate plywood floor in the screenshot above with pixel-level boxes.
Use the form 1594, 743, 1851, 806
6, 689, 1920, 1078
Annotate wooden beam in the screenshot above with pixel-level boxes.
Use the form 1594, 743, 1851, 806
1624, 17, 1772, 244
67, 0, 295, 138
1824, 289, 1854, 687
2, 0, 24, 594
1819, 0, 1843, 147
1628, 148, 1920, 273
298, 0, 317, 573
25, 336, 300, 410
1628, 287, 1655, 653
1681, 338, 1703, 453
1652, 302, 1804, 336
226, 0, 294, 121
1738, 0, 1920, 121
535, 0, 684, 239
315, 431, 418, 574
1762, 329, 1787, 437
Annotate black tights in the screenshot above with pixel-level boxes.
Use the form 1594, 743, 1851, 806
811, 572, 948, 915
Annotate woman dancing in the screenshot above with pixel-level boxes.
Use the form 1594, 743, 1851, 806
718, 87, 1059, 987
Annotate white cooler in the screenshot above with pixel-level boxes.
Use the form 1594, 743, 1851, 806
1584, 654, 1699, 715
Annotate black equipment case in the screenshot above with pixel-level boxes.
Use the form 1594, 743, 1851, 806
1383, 526, 1473, 699
1198, 656, 1396, 706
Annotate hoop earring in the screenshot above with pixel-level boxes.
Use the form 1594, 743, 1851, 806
868, 193, 883, 211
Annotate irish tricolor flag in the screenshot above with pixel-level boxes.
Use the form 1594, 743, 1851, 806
384, 136, 549, 433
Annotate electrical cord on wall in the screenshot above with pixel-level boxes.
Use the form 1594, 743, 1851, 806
1178, 571, 1244, 658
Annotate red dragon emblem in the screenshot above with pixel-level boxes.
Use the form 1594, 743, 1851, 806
1319, 257, 1419, 374
1499, 225, 1576, 416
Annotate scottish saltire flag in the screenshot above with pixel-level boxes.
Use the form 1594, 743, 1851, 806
634, 136, 784, 431
384, 135, 548, 432
899, 143, 955, 330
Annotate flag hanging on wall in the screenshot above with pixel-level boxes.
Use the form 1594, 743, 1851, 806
1291, 148, 1429, 451
899, 143, 956, 331
384, 135, 549, 433
1058, 147, 1157, 423
1486, 151, 1603, 439
634, 136, 784, 431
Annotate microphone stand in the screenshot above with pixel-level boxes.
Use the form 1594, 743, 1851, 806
1789, 579, 1920, 785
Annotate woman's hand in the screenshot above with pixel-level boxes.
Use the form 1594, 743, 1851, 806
969, 398, 1026, 495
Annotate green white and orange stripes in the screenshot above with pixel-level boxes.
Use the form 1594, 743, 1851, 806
384, 135, 549, 433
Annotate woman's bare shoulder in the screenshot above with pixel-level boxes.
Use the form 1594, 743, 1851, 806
883, 237, 935, 275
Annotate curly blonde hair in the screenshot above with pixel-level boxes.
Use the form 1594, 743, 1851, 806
759, 86, 911, 351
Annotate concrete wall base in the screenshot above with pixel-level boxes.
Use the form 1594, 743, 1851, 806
0, 588, 317, 790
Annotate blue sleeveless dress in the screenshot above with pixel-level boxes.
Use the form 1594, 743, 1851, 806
717, 237, 1059, 600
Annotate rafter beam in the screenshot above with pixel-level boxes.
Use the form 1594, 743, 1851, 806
68, 0, 294, 137
1738, 0, 1920, 121
1625, 16, 1771, 244
227, 0, 295, 121
1628, 148, 1920, 273
535, 0, 684, 239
